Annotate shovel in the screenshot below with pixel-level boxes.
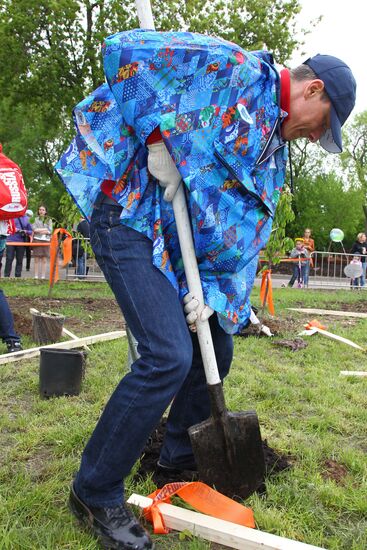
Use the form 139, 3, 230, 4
172, 183, 265, 499
135, 0, 265, 501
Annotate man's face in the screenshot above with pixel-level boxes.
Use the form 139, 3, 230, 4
282, 80, 331, 144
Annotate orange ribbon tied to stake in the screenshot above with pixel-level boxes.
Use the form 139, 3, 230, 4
143, 481, 255, 535
260, 269, 275, 316
49, 228, 73, 286
304, 319, 327, 331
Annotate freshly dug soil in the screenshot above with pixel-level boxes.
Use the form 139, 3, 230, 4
238, 315, 300, 338
321, 459, 348, 485
272, 338, 308, 352
9, 296, 123, 340
135, 419, 291, 495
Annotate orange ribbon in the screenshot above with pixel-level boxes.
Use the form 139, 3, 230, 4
49, 228, 72, 285
259, 269, 274, 316
305, 319, 326, 331
143, 481, 255, 535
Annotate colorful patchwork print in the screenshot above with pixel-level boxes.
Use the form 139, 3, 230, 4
55, 29, 288, 333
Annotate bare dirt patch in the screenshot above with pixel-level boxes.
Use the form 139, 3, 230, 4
136, 419, 291, 495
8, 296, 124, 340
321, 459, 348, 485
24, 447, 54, 481
272, 338, 308, 352
239, 315, 300, 338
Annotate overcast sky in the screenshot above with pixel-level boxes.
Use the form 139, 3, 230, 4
289, 0, 364, 117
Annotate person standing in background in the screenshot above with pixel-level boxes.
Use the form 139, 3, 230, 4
0, 232, 6, 276
351, 232, 366, 287
0, 220, 13, 277
0, 288, 22, 353
288, 238, 310, 288
73, 216, 90, 278
4, 213, 32, 278
32, 205, 52, 279
302, 228, 315, 287
24, 209, 34, 271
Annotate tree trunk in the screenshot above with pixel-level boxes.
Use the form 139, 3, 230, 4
363, 204, 367, 233
32, 312, 65, 345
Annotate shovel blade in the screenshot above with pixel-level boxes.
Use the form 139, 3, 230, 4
188, 410, 265, 500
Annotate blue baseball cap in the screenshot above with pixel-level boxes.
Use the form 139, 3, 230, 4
303, 54, 356, 153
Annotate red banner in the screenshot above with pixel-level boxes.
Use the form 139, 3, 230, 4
0, 144, 27, 220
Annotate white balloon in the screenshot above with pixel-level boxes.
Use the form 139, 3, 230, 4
329, 228, 344, 242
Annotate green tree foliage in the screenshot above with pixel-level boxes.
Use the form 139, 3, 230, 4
263, 185, 294, 267
290, 172, 365, 251
156, 0, 302, 63
0, 0, 302, 221
340, 110, 367, 227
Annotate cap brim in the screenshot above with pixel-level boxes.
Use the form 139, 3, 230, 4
319, 103, 342, 153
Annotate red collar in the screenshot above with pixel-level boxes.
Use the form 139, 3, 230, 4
280, 68, 291, 123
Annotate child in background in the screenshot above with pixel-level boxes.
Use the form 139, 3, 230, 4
288, 238, 310, 288
350, 255, 363, 289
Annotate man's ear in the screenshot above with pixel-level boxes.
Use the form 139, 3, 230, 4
304, 79, 325, 99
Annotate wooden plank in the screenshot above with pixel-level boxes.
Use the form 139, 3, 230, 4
62, 327, 80, 340
0, 331, 126, 365
127, 493, 325, 550
62, 327, 91, 352
340, 371, 367, 377
288, 308, 367, 319
311, 328, 365, 351
300, 326, 365, 351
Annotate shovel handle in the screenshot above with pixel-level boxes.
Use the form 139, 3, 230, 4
172, 184, 221, 386
135, 0, 155, 28
134, 0, 220, 386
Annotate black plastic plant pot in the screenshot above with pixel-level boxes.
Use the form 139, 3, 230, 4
39, 348, 85, 398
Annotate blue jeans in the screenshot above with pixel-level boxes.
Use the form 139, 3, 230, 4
353, 262, 366, 287
4, 244, 25, 277
288, 262, 307, 287
303, 260, 310, 287
74, 200, 233, 507
76, 253, 86, 277
0, 289, 20, 342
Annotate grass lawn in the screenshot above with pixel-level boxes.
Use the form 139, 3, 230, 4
0, 280, 366, 549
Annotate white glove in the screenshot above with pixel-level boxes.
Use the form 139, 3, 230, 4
183, 292, 214, 331
147, 141, 182, 202
249, 308, 273, 337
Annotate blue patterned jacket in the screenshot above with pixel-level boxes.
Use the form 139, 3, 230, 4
55, 29, 288, 333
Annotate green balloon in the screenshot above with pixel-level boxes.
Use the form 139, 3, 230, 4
330, 228, 344, 242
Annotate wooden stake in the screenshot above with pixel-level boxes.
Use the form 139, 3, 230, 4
340, 371, 367, 377
302, 327, 365, 351
288, 308, 367, 319
0, 330, 126, 365
62, 327, 91, 352
127, 493, 325, 550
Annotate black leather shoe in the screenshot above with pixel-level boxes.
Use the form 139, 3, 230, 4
6, 340, 22, 353
69, 484, 154, 549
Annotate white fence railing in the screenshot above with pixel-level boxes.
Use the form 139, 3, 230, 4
65, 241, 366, 291
308, 250, 366, 289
